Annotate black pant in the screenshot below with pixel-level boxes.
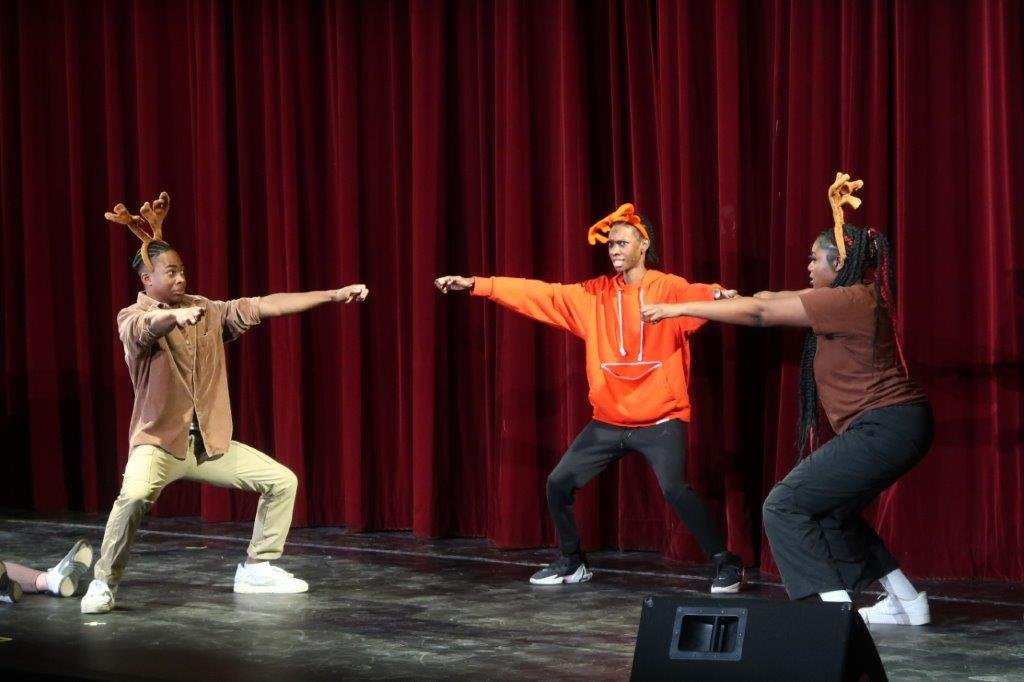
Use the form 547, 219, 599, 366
762, 402, 934, 600
546, 419, 727, 560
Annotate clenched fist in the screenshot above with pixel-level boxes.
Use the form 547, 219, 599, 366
332, 284, 370, 303
172, 306, 205, 328
434, 275, 475, 293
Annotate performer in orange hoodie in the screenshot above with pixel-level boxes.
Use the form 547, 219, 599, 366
435, 204, 744, 592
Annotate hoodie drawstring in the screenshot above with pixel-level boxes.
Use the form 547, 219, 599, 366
616, 290, 626, 357
615, 286, 646, 361
638, 289, 645, 362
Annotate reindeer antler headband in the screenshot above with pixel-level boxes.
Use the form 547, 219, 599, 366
105, 191, 171, 271
827, 173, 863, 265
587, 203, 649, 245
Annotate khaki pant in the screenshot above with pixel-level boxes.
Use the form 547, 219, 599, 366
93, 437, 298, 587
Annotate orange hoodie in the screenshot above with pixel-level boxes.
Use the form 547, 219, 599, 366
472, 269, 718, 426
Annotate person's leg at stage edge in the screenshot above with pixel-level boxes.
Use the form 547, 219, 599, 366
631, 419, 744, 593
2, 540, 93, 604
180, 435, 304, 594
531, 421, 626, 585
762, 403, 932, 624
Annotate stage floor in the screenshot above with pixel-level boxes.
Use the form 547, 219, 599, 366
1, 513, 1022, 680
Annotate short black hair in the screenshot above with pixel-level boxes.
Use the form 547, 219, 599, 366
131, 240, 175, 273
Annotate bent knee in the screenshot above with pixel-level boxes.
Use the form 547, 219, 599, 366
274, 467, 299, 495
657, 478, 694, 500
762, 485, 803, 533
546, 470, 575, 497
116, 481, 161, 508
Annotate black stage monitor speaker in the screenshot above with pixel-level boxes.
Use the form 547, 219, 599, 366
631, 596, 887, 681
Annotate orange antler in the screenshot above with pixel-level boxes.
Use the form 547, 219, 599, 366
827, 173, 863, 264
587, 203, 648, 245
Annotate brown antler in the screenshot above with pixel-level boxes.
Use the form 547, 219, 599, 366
827, 172, 863, 264
139, 191, 170, 241
105, 191, 171, 271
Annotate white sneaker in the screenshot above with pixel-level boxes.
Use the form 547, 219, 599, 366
1, 562, 24, 604
233, 562, 309, 594
46, 539, 94, 597
80, 579, 115, 614
858, 591, 930, 625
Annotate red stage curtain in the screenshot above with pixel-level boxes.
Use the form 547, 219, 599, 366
1, 0, 1021, 580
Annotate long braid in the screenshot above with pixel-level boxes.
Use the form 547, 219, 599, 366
797, 333, 820, 456
869, 229, 908, 374
796, 224, 875, 457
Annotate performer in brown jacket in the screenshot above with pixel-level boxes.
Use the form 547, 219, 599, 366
82, 192, 368, 614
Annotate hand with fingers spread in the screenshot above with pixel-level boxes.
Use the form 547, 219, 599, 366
332, 284, 370, 303
434, 275, 475, 293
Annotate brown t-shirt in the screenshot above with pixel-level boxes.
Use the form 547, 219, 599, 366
798, 284, 926, 434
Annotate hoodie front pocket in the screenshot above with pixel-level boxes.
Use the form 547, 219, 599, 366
597, 361, 679, 421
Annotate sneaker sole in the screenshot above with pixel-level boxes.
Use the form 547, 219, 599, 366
53, 540, 94, 597
858, 609, 930, 626
1, 583, 22, 604
69, 540, 94, 570
0, 565, 22, 604
58, 576, 76, 598
233, 583, 309, 594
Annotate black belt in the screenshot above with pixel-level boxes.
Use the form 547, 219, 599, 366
189, 424, 207, 456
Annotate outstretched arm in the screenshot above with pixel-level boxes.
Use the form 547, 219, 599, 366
118, 306, 205, 350
258, 284, 369, 319
435, 274, 591, 337
752, 288, 811, 300
641, 294, 811, 328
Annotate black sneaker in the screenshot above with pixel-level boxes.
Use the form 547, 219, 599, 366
529, 554, 593, 585
0, 561, 24, 604
710, 552, 744, 594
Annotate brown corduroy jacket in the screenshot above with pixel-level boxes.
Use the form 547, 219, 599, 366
117, 292, 262, 459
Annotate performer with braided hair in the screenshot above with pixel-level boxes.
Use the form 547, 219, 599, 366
641, 174, 933, 624
435, 204, 745, 592
81, 192, 369, 614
